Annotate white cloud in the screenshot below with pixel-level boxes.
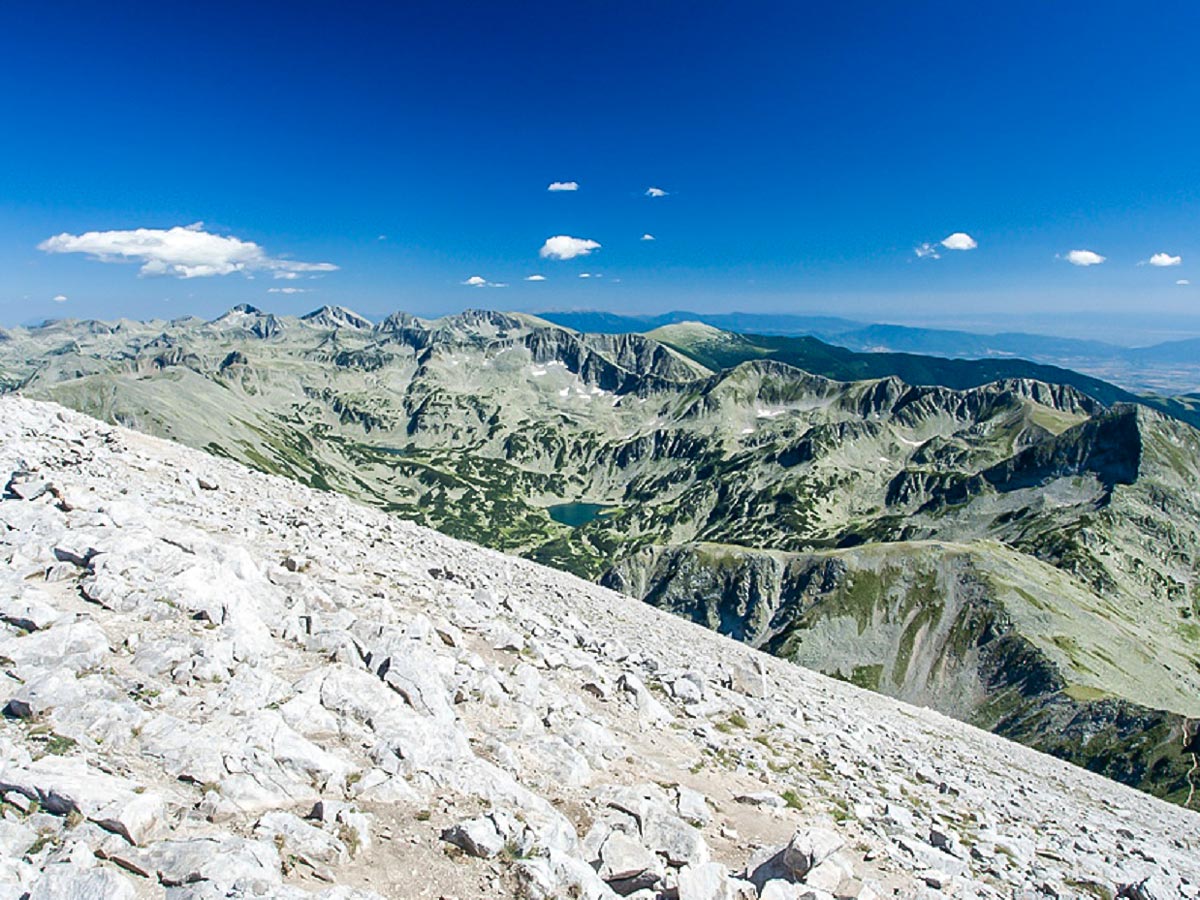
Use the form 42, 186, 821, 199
377, 234, 387, 241
579, 272, 602, 279
462, 275, 506, 288
38, 223, 339, 279
268, 287, 309, 294
539, 235, 601, 260
273, 271, 300, 280
941, 232, 977, 251
914, 243, 941, 260
548, 181, 579, 192
1178, 279, 1191, 286
525, 274, 546, 281
641, 233, 656, 241
645, 187, 668, 198
52, 294, 67, 303
1064, 249, 1106, 266
1147, 252, 1182, 267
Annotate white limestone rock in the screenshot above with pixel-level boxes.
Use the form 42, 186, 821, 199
677, 862, 757, 900
782, 826, 845, 880
0, 755, 165, 845
441, 816, 505, 859
25, 864, 137, 900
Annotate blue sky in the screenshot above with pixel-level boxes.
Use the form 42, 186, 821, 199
3, 1, 1199, 341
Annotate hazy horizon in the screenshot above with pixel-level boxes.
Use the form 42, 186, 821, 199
9, 298, 1200, 349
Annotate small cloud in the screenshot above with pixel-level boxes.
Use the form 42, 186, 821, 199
539, 235, 601, 260
1147, 252, 1182, 267
273, 271, 300, 280
641, 233, 656, 241
38, 224, 338, 279
268, 287, 309, 294
1177, 279, 1191, 286
645, 187, 668, 198
548, 181, 579, 192
1063, 249, 1106, 266
941, 232, 977, 251
525, 274, 546, 282
462, 275, 506, 288
914, 243, 941, 260
52, 294, 67, 303
377, 234, 387, 241
578, 272, 602, 279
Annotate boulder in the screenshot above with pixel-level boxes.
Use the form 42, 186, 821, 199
641, 808, 709, 867
0, 590, 61, 632
736, 791, 787, 809
0, 756, 164, 845
378, 643, 456, 723
26, 864, 137, 900
0, 619, 109, 673
525, 735, 592, 787
782, 826, 845, 880
514, 849, 619, 900
441, 816, 505, 859
676, 785, 712, 827
677, 862, 757, 900
1119, 875, 1176, 900
255, 810, 349, 868
726, 658, 769, 699
133, 836, 281, 887
759, 880, 803, 900
598, 831, 660, 882
616, 672, 671, 726
802, 856, 850, 893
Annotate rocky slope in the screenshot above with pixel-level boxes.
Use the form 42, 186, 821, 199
2, 395, 1198, 900
3, 307, 1200, 806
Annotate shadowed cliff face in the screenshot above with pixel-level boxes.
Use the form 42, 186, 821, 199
3, 308, 1200, 807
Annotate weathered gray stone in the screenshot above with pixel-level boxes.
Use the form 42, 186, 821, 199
1119, 875, 1175, 900
802, 856, 849, 893
599, 831, 659, 882
441, 816, 505, 859
726, 658, 769, 699
642, 807, 709, 867
0, 591, 61, 632
147, 836, 281, 887
255, 811, 349, 867
736, 790, 787, 809
0, 619, 109, 673
26, 864, 137, 900
782, 826, 845, 880
675, 785, 712, 827
677, 862, 757, 900
0, 756, 164, 845
759, 881, 802, 900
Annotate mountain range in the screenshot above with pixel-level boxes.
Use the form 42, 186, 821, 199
539, 310, 1200, 398
2, 304, 1198, 808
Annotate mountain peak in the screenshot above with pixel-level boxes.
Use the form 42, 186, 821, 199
300, 305, 372, 330
215, 303, 264, 318
209, 304, 284, 338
